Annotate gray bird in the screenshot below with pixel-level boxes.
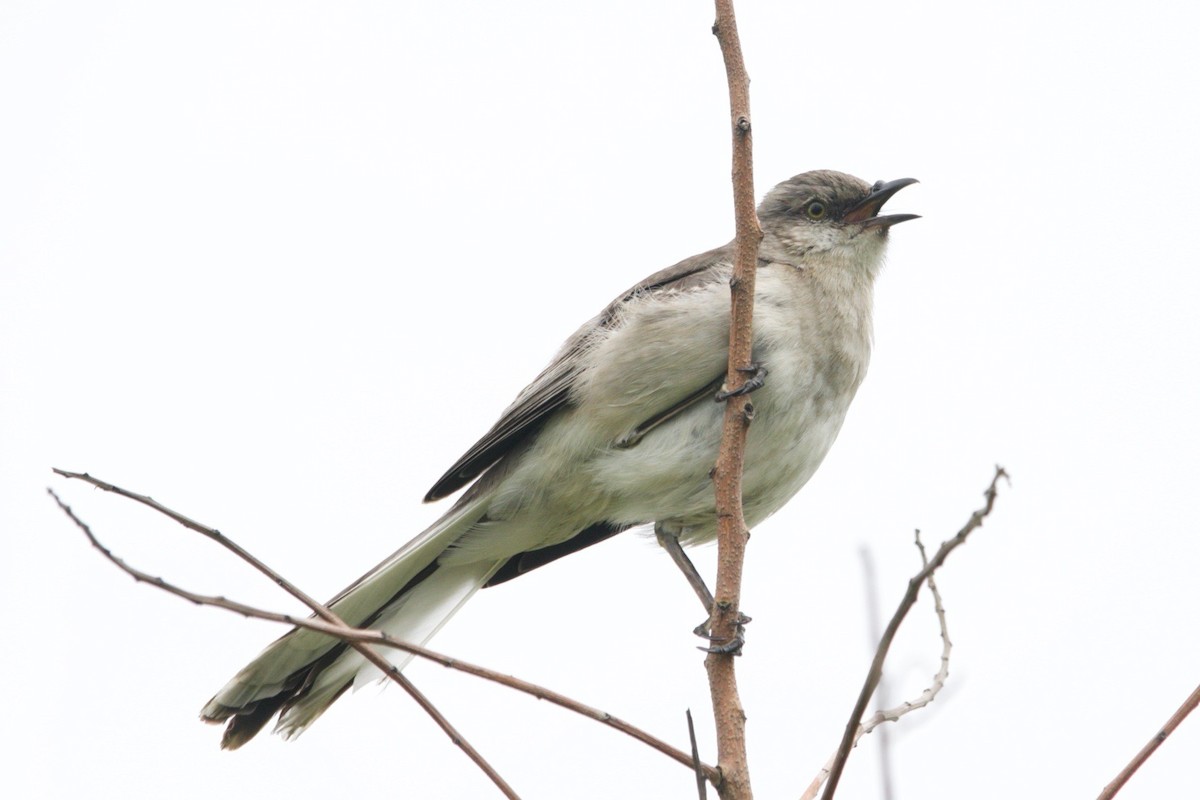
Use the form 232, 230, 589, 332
201, 169, 917, 748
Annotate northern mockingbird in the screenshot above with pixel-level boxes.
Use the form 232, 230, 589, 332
201, 169, 917, 748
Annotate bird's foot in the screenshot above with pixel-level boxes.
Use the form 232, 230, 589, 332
694, 612, 752, 655
715, 363, 768, 401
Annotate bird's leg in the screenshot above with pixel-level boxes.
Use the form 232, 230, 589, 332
654, 524, 751, 655
714, 362, 768, 402
655, 523, 714, 611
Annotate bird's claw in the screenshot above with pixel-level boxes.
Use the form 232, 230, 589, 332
715, 363, 768, 402
694, 613, 752, 655
702, 630, 746, 656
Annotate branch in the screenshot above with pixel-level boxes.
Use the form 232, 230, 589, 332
688, 709, 709, 800
47, 484, 520, 800
820, 466, 1009, 800
852, 547, 897, 800
708, 1, 763, 798
801, 531, 954, 800
48, 473, 718, 785
1097, 682, 1200, 799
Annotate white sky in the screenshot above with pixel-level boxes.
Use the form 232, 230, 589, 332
3, 2, 1199, 798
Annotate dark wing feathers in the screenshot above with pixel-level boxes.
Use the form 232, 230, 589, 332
423, 358, 577, 501
484, 520, 632, 587
423, 243, 734, 502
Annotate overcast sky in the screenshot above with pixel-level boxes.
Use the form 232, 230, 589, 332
3, 2, 1199, 798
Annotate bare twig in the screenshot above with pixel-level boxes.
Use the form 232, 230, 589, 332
48, 473, 718, 784
45, 484, 520, 796
688, 709, 709, 800
52, 468, 326, 603
1097, 682, 1200, 799
802, 531, 955, 800
708, 1, 763, 798
820, 466, 1009, 800
857, 547, 896, 800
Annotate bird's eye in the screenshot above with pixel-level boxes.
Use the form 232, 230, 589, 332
805, 201, 826, 220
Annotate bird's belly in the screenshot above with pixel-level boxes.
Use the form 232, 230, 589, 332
590, 376, 854, 543
445, 341, 864, 563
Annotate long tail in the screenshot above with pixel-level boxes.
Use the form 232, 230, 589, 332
200, 496, 495, 749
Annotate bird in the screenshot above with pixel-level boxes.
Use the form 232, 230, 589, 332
201, 169, 918, 748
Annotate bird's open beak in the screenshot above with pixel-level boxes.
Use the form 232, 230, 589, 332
844, 177, 920, 228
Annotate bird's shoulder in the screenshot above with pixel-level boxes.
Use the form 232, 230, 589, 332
597, 242, 735, 321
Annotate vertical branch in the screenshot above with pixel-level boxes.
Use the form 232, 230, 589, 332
858, 548, 897, 800
709, 2, 763, 799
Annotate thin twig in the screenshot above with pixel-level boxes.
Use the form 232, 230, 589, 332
857, 547, 896, 800
49, 478, 521, 798
801, 531, 955, 800
688, 709, 709, 800
1097, 682, 1200, 799
48, 473, 718, 784
820, 466, 1009, 800
708, 1, 763, 798
53, 468, 330, 605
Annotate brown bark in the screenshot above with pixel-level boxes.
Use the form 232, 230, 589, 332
707, 3, 763, 798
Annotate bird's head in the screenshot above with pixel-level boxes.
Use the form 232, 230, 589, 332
758, 170, 918, 273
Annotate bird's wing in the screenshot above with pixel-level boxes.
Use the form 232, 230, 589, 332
423, 243, 734, 502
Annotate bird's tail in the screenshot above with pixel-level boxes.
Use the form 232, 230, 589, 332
200, 497, 494, 749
